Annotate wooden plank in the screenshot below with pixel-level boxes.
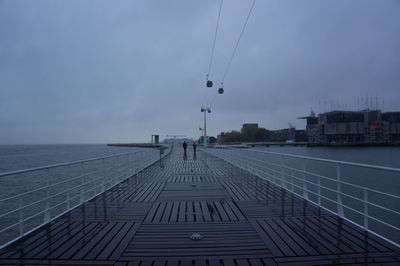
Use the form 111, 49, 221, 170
143, 202, 160, 223
272, 217, 319, 256
208, 259, 220, 266
140, 261, 152, 266
222, 259, 235, 266
85, 222, 124, 260
267, 218, 307, 256
109, 222, 140, 260
249, 219, 283, 257
169, 201, 179, 222
72, 222, 115, 260
161, 202, 173, 223
308, 216, 364, 253
0, 220, 68, 258
139, 183, 160, 202
180, 260, 192, 266
195, 260, 207, 266
200, 201, 212, 222
322, 215, 391, 252
274, 252, 400, 265
27, 221, 84, 258
193, 202, 203, 222
294, 216, 353, 253
178, 201, 186, 222
213, 201, 229, 221
288, 217, 341, 254
226, 201, 246, 221
97, 222, 133, 260
248, 258, 264, 266
259, 219, 295, 256
47, 222, 99, 259
187, 202, 194, 222
153, 261, 166, 266
114, 262, 127, 266
132, 183, 154, 202
124, 248, 269, 257
208, 202, 220, 221
152, 202, 167, 223
222, 201, 237, 221
149, 183, 164, 201
0, 259, 115, 265
261, 258, 277, 266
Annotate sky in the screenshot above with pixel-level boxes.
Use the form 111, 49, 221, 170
0, 0, 399, 144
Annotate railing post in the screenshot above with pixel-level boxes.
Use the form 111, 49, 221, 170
280, 155, 285, 187
18, 197, 24, 236
364, 189, 369, 230
44, 169, 50, 223
80, 163, 85, 204
317, 176, 321, 206
102, 158, 106, 192
127, 153, 131, 177
66, 181, 70, 210
336, 163, 344, 217
302, 158, 308, 199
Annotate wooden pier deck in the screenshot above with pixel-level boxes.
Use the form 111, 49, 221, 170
1, 148, 399, 265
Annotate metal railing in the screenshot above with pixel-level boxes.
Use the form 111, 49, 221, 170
0, 146, 170, 249
202, 147, 400, 247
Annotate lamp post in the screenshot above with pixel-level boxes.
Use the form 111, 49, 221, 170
201, 107, 211, 147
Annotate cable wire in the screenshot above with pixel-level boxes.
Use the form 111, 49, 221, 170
207, 0, 223, 78
221, 0, 256, 83
201, 0, 223, 111
209, 90, 218, 109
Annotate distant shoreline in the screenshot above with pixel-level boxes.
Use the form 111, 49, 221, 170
216, 142, 400, 148
107, 143, 166, 148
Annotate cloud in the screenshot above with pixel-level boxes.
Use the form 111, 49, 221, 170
0, 0, 399, 143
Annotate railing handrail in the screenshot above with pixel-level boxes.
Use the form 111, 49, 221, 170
202, 147, 400, 247
0, 144, 171, 250
209, 147, 400, 173
229, 149, 400, 198
0, 148, 163, 178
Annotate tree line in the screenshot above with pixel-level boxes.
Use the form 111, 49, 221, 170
219, 126, 272, 143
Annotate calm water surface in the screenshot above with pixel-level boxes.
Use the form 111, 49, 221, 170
0, 144, 144, 173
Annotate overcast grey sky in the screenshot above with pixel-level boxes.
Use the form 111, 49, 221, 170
1, 0, 399, 144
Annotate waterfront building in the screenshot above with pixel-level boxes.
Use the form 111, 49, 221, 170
270, 127, 295, 142
299, 109, 400, 145
382, 112, 400, 143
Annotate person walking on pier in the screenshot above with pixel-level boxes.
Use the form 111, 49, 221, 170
182, 141, 187, 154
193, 142, 197, 154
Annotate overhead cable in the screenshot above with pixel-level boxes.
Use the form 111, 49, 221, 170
207, 0, 223, 79
202, 0, 223, 108
221, 0, 256, 83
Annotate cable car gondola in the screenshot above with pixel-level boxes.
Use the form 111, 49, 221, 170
218, 83, 224, 94
206, 80, 213, 87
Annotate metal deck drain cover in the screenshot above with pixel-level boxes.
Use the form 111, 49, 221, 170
189, 232, 203, 240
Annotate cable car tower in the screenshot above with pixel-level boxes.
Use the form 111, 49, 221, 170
200, 107, 211, 147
